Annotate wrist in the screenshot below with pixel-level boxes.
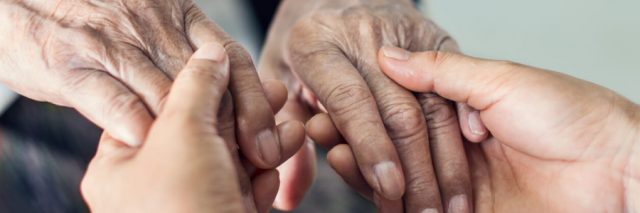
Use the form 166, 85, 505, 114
624, 104, 640, 211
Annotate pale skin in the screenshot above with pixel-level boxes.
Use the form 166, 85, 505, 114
260, 0, 479, 211
324, 46, 640, 212
0, 1, 297, 174
81, 43, 306, 213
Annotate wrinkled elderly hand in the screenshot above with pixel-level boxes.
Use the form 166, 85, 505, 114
261, 0, 476, 211
81, 43, 305, 213
378, 47, 640, 212
0, 1, 287, 168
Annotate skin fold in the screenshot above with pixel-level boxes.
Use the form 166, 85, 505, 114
0, 1, 296, 174
261, 0, 477, 211
81, 43, 305, 213
5, 0, 638, 212
373, 47, 640, 212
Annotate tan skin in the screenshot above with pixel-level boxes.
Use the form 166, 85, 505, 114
260, 0, 480, 211
325, 47, 640, 212
0, 1, 296, 173
82, 43, 306, 213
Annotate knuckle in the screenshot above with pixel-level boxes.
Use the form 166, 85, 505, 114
223, 40, 255, 69
405, 174, 438, 196
155, 87, 171, 113
183, 1, 204, 24
325, 83, 374, 117
103, 91, 147, 120
290, 11, 336, 38
182, 63, 227, 84
419, 51, 456, 71
382, 102, 425, 141
216, 96, 236, 134
341, 6, 374, 21
287, 14, 341, 61
418, 93, 458, 130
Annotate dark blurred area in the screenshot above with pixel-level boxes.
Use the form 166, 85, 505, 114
0, 98, 372, 213
0, 98, 99, 212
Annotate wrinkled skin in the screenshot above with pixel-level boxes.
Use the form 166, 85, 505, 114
377, 48, 640, 212
0, 1, 291, 174
260, 0, 478, 211
82, 44, 305, 213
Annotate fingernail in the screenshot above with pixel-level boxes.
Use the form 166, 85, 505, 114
373, 161, 404, 200
382, 46, 411, 61
468, 110, 486, 135
193, 42, 226, 62
421, 209, 439, 213
448, 194, 470, 213
256, 129, 281, 166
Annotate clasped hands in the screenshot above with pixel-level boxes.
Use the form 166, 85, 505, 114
1, 0, 638, 212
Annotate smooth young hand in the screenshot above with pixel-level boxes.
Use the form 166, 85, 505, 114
81, 43, 305, 213
378, 47, 640, 212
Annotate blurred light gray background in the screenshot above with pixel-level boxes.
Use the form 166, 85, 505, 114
422, 0, 640, 102
202, 0, 639, 102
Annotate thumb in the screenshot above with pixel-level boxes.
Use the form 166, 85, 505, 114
160, 42, 230, 126
378, 46, 522, 111
377, 46, 638, 161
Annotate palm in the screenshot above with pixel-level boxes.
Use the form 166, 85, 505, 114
466, 137, 624, 212
464, 78, 631, 212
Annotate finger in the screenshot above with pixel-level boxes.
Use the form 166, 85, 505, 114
217, 91, 257, 212
306, 113, 344, 150
465, 142, 494, 213
457, 103, 489, 143
432, 29, 488, 143
327, 145, 404, 212
240, 109, 305, 185
355, 45, 442, 211
161, 42, 256, 211
378, 46, 510, 111
273, 98, 317, 210
104, 47, 172, 115
273, 139, 316, 211
374, 193, 404, 213
275, 120, 306, 165
139, 20, 193, 79
217, 92, 238, 153
186, 6, 282, 169
287, 44, 404, 200
252, 169, 280, 213
327, 144, 373, 199
161, 42, 229, 127
417, 93, 473, 213
379, 47, 603, 159
262, 80, 288, 113
92, 132, 138, 163
62, 71, 153, 147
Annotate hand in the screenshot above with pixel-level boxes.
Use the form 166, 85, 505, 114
378, 47, 640, 212
260, 0, 475, 211
81, 43, 305, 213
0, 1, 287, 168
